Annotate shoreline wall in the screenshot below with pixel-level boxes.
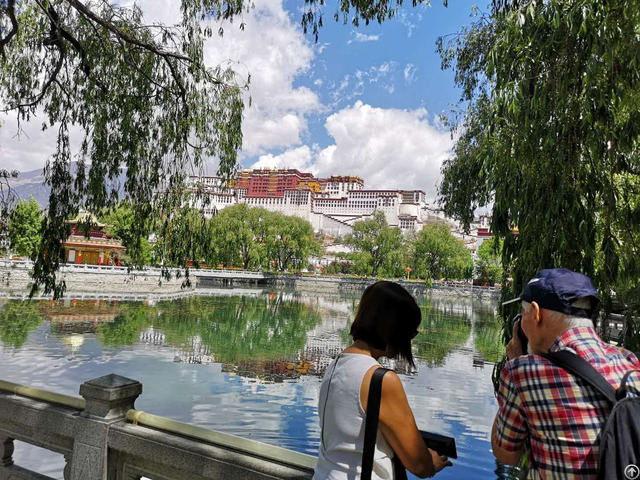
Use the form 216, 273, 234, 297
197, 274, 500, 299
0, 261, 499, 300
0, 263, 192, 297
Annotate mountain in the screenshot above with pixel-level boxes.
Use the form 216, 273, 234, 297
10, 167, 50, 207
11, 163, 127, 208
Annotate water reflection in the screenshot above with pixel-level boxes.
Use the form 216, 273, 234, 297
414, 298, 472, 367
0, 289, 512, 479
0, 300, 43, 348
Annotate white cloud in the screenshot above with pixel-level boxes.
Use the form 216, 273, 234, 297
251, 145, 314, 171
263, 102, 453, 201
2, 0, 320, 172
397, 9, 424, 38
314, 102, 452, 199
0, 113, 84, 173
202, 2, 320, 156
331, 61, 397, 104
130, 0, 321, 157
348, 32, 380, 44
316, 43, 329, 54
404, 63, 418, 84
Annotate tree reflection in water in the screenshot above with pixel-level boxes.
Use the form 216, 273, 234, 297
474, 312, 504, 364
0, 294, 504, 380
96, 294, 323, 370
413, 298, 472, 367
0, 300, 43, 348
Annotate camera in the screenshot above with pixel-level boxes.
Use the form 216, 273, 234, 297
510, 313, 529, 353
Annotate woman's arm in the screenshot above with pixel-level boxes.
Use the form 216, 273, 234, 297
361, 367, 452, 478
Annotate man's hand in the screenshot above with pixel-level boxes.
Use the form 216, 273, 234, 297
506, 321, 523, 360
428, 449, 452, 477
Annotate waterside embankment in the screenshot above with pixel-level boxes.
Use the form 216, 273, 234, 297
0, 260, 500, 300
0, 260, 191, 298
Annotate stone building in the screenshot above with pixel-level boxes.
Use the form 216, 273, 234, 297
188, 169, 439, 236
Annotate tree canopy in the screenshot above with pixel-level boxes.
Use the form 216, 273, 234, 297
0, 0, 448, 296
0, 170, 18, 251
101, 202, 152, 267
1, 0, 249, 296
409, 222, 472, 280
344, 211, 403, 276
437, 0, 640, 347
475, 237, 502, 286
8, 197, 42, 258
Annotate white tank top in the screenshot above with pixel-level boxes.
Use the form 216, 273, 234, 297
314, 353, 394, 480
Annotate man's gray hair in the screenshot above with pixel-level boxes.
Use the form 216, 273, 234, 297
521, 299, 594, 328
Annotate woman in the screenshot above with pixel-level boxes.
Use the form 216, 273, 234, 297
314, 281, 452, 479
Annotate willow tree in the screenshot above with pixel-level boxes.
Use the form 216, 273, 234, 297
438, 0, 640, 349
345, 211, 403, 276
0, 0, 250, 297
2, 0, 449, 296
8, 197, 42, 259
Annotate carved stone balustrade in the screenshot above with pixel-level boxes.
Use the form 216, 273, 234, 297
0, 375, 315, 480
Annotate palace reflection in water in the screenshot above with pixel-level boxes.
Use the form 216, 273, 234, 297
0, 289, 513, 480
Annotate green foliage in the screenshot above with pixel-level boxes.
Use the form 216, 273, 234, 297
409, 222, 473, 280
264, 213, 321, 272
205, 205, 321, 271
96, 295, 322, 362
299, 0, 434, 42
1, 0, 247, 297
155, 206, 209, 272
438, 0, 640, 348
0, 300, 43, 348
345, 211, 403, 276
0, 170, 19, 252
475, 237, 503, 286
101, 202, 152, 267
208, 204, 264, 269
413, 300, 471, 367
323, 260, 352, 275
8, 197, 42, 259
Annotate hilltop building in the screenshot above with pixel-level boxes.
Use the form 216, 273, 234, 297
189, 169, 443, 236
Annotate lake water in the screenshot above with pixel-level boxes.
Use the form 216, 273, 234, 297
0, 287, 521, 479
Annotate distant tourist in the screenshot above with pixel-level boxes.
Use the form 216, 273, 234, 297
492, 268, 640, 478
314, 281, 452, 479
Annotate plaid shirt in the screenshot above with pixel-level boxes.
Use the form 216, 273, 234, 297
495, 326, 640, 479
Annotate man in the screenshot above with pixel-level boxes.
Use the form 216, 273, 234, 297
492, 268, 640, 479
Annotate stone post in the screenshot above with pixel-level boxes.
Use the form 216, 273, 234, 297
68, 374, 142, 480
0, 436, 13, 468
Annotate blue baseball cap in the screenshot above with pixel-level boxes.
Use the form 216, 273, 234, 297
504, 268, 599, 318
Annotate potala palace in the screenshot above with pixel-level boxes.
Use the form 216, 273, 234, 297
188, 168, 448, 236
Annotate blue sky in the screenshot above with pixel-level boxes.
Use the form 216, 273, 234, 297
1, 0, 481, 202
290, 0, 475, 124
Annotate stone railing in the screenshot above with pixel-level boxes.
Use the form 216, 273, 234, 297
0, 375, 315, 480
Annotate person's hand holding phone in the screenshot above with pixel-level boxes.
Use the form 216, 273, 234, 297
506, 319, 525, 360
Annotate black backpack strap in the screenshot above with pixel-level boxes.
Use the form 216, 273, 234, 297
362, 367, 388, 480
542, 350, 616, 404
616, 369, 640, 400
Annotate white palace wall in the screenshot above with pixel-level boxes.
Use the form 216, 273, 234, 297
188, 175, 431, 235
